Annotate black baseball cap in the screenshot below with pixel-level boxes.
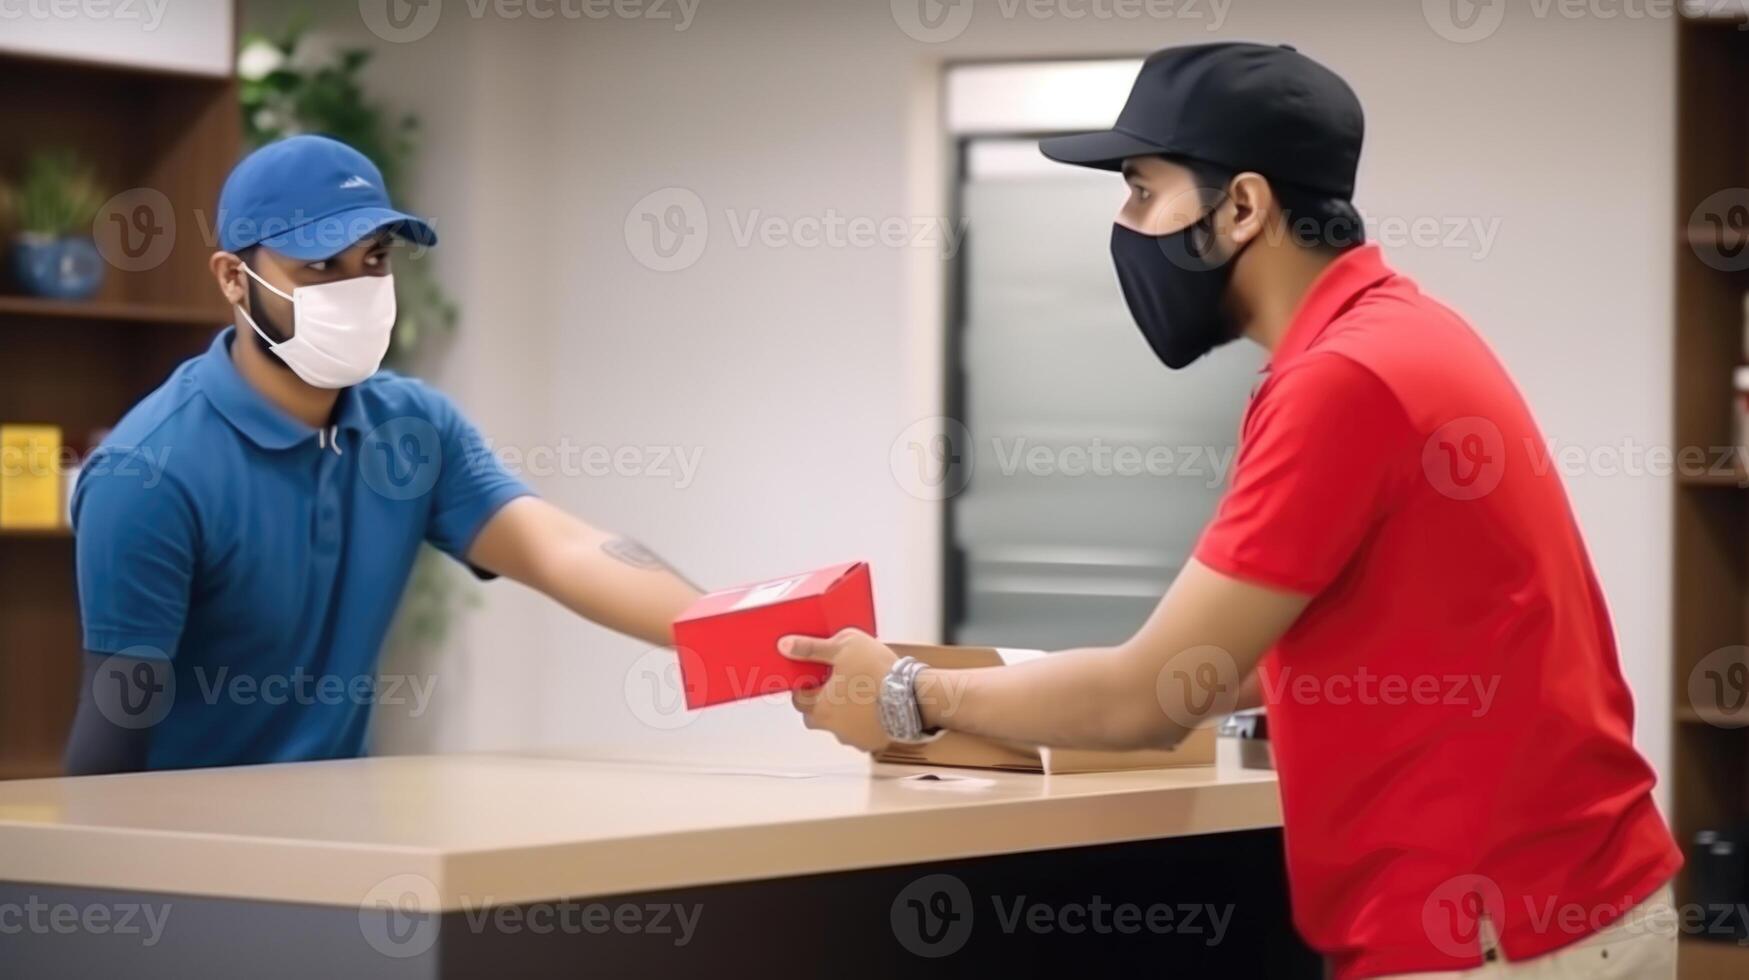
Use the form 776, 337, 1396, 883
1040, 42, 1364, 200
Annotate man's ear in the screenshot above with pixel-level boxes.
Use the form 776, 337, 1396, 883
1227, 172, 1274, 249
209, 251, 248, 307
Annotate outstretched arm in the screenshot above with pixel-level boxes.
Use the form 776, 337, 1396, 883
783, 558, 1306, 753
467, 496, 701, 648
916, 559, 1302, 748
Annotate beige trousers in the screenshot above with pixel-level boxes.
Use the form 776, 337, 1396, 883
1383, 884, 1677, 979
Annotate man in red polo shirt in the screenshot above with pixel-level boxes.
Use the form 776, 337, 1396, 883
782, 43, 1681, 978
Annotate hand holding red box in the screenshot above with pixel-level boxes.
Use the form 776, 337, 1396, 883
670, 561, 875, 709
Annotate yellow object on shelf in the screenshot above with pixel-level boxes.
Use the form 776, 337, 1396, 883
0, 425, 64, 529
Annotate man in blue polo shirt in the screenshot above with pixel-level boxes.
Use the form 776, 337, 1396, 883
64, 135, 702, 773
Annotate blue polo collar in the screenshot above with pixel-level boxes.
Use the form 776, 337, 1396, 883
197, 327, 372, 450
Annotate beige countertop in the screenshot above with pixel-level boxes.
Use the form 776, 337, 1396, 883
0, 749, 1280, 911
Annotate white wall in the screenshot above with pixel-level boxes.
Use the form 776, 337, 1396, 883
254, 1, 1675, 786
2, 0, 232, 76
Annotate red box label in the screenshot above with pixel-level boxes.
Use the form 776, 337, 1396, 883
670, 561, 875, 709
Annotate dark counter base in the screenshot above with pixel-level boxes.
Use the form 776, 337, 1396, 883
1, 828, 1318, 979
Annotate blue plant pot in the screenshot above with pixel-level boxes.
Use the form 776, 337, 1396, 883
11, 234, 105, 301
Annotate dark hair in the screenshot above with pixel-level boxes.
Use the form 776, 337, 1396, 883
1180, 157, 1365, 252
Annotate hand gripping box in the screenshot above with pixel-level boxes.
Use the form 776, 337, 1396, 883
671, 561, 875, 709
874, 643, 1217, 774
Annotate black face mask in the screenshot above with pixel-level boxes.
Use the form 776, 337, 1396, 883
1109, 200, 1248, 370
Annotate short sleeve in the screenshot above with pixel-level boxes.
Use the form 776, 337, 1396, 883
420, 389, 533, 567
1194, 353, 1414, 596
71, 448, 195, 659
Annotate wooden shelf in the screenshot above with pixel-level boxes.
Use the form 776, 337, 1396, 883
1672, 21, 1749, 980
1682, 12, 1749, 30
0, 48, 234, 85
0, 526, 71, 540
1684, 226, 1749, 249
0, 294, 228, 328
0, 22, 242, 781
1681, 469, 1749, 488
1677, 705, 1749, 726
0, 761, 63, 781
1681, 937, 1749, 975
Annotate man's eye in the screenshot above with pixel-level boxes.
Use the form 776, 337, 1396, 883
306, 260, 329, 272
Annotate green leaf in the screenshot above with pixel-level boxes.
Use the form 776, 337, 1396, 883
6, 148, 105, 236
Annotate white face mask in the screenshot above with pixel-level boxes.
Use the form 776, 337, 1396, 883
235, 263, 397, 389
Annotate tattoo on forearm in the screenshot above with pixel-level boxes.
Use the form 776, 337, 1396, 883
602, 537, 665, 570
602, 537, 702, 591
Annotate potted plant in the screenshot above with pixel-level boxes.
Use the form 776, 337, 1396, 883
6, 150, 107, 301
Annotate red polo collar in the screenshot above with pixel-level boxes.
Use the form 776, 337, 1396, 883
1268, 243, 1395, 369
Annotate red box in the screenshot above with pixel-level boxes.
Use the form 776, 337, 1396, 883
670, 561, 875, 709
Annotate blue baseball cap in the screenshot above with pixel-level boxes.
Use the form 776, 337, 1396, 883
216, 135, 437, 260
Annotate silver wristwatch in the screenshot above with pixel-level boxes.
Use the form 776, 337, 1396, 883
878, 656, 935, 743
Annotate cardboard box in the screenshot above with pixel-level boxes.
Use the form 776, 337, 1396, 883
0, 425, 62, 530
875, 643, 1217, 774
1218, 710, 1274, 770
672, 561, 875, 709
